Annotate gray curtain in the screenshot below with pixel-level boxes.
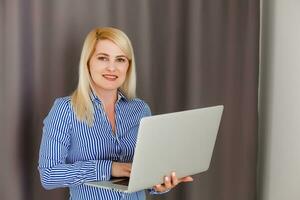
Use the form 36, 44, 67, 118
0, 0, 260, 200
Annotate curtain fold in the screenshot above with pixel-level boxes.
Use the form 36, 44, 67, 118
0, 0, 260, 200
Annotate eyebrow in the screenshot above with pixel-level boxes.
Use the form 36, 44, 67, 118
96, 53, 127, 58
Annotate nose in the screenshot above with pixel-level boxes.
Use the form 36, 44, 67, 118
106, 61, 116, 71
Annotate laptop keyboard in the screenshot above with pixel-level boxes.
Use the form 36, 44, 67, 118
111, 178, 130, 186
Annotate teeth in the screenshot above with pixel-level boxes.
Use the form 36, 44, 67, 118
103, 75, 117, 79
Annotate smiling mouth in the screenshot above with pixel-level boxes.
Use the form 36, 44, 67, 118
103, 74, 118, 81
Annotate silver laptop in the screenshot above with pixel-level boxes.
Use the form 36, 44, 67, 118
85, 105, 224, 193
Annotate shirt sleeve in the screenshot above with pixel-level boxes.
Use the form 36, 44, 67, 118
38, 98, 112, 190
143, 102, 152, 117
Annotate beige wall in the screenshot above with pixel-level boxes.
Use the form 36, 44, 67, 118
259, 0, 300, 200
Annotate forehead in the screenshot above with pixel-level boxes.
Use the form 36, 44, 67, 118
94, 39, 126, 56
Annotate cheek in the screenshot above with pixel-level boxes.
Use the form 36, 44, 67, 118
89, 67, 102, 83
121, 65, 129, 76
89, 67, 96, 79
89, 61, 103, 76
88, 61, 94, 75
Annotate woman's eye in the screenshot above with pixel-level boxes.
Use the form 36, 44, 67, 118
97, 56, 108, 61
116, 58, 126, 63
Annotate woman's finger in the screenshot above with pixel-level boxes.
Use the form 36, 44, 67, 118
178, 176, 194, 182
125, 163, 132, 171
154, 184, 165, 192
153, 174, 193, 193
171, 172, 179, 186
164, 176, 172, 189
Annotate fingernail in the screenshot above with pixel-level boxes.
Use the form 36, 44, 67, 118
165, 176, 169, 181
172, 172, 176, 176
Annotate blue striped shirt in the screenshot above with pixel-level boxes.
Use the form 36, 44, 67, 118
38, 91, 153, 200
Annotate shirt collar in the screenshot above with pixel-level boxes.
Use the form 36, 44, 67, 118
117, 90, 128, 102
90, 89, 128, 103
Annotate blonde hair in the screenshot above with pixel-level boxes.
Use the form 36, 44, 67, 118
71, 27, 136, 125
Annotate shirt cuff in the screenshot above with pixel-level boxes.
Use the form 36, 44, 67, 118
148, 188, 171, 195
95, 160, 112, 181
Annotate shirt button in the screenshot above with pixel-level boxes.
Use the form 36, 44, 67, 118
101, 175, 106, 179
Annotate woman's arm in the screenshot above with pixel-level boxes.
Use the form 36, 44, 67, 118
38, 98, 112, 190
38, 132, 112, 190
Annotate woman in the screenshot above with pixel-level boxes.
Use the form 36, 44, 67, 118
38, 27, 193, 200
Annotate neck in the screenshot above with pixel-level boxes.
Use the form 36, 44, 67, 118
94, 88, 118, 107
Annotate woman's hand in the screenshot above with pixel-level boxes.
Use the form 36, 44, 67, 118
111, 162, 132, 177
153, 172, 193, 193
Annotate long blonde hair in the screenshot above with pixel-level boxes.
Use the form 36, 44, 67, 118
71, 27, 136, 125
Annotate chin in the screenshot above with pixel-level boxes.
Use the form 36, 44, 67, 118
100, 84, 122, 91
93, 80, 124, 92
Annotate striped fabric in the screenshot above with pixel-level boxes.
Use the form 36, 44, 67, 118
38, 91, 154, 200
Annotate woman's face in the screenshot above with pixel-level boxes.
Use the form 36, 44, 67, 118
89, 39, 129, 94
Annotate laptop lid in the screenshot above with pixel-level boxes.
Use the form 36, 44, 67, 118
127, 105, 224, 193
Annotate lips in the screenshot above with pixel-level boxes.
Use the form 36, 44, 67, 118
102, 74, 118, 81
